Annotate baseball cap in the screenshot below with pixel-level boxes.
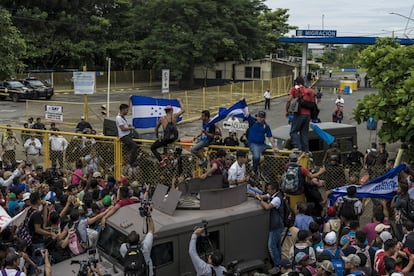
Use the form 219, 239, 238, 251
22, 192, 31, 201
375, 223, 391, 233
318, 260, 334, 273
380, 231, 393, 242
9, 192, 17, 201
342, 254, 361, 266
324, 231, 337, 245
295, 252, 309, 264
130, 181, 140, 188
81, 116, 85, 120
3, 171, 13, 179
257, 111, 266, 118
327, 206, 336, 217
164, 105, 173, 110
289, 153, 298, 162
102, 195, 112, 207
92, 171, 102, 178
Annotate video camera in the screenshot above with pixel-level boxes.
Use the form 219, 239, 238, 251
195, 220, 209, 237
139, 200, 152, 218
71, 249, 98, 276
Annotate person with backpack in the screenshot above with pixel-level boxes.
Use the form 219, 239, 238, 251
61, 208, 89, 256
321, 231, 345, 276
24, 192, 57, 266
342, 254, 366, 276
281, 153, 325, 209
285, 76, 316, 153
151, 99, 185, 167
364, 142, 378, 170
255, 182, 286, 274
336, 186, 363, 223
189, 227, 227, 276
120, 216, 155, 276
2, 251, 26, 276
342, 231, 372, 275
289, 230, 317, 266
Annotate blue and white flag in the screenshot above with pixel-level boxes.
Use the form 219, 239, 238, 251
131, 96, 182, 128
206, 99, 249, 128
328, 164, 408, 203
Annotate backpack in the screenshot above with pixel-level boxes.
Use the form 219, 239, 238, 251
339, 198, 359, 220
281, 163, 304, 195
323, 218, 342, 236
298, 87, 316, 109
366, 117, 377, 130
304, 264, 318, 276
163, 121, 178, 141
68, 221, 88, 255
277, 191, 295, 228
293, 245, 310, 265
352, 245, 372, 274
323, 248, 345, 276
16, 208, 37, 247
124, 244, 148, 276
366, 150, 378, 166
1, 270, 21, 276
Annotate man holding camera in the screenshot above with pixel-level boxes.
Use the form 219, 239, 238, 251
119, 216, 155, 276
189, 227, 227, 275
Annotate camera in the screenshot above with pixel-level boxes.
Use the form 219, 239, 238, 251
71, 249, 98, 276
139, 200, 152, 218
194, 220, 209, 237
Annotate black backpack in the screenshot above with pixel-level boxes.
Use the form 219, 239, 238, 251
164, 121, 178, 141
366, 150, 378, 166
339, 198, 359, 220
124, 244, 148, 276
277, 191, 295, 228
281, 163, 304, 195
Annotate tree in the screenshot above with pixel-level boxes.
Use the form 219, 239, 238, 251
132, 0, 282, 88
0, 8, 26, 79
353, 38, 414, 161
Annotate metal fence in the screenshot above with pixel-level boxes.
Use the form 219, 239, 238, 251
24, 75, 292, 133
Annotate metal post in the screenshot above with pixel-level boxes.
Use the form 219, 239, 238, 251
301, 43, 308, 78
107, 58, 111, 118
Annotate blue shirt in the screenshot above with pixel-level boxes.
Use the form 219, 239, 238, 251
294, 213, 315, 231
247, 119, 272, 144
201, 122, 216, 143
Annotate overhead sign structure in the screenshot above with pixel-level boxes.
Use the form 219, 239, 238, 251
162, 69, 170, 94
73, 71, 96, 95
296, 29, 337, 37
45, 105, 63, 122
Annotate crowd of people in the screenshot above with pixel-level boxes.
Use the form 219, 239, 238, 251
0, 76, 409, 276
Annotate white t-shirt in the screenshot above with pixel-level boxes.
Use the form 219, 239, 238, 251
227, 161, 246, 187
116, 114, 131, 138
335, 98, 345, 106
2, 268, 26, 276
264, 90, 271, 99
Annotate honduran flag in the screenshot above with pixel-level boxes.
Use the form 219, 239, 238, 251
206, 99, 249, 128
131, 96, 182, 128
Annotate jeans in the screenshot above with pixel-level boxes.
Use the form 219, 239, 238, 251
268, 228, 283, 267
265, 98, 270, 110
151, 138, 175, 162
191, 140, 209, 158
249, 143, 271, 174
120, 135, 138, 165
31, 242, 45, 266
290, 114, 310, 152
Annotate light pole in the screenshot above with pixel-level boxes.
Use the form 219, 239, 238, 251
390, 12, 414, 22
106, 57, 111, 118
322, 14, 325, 30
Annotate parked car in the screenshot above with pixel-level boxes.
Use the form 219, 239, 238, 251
0, 80, 34, 102
20, 77, 54, 100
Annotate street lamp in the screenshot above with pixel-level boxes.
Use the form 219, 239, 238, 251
390, 12, 414, 22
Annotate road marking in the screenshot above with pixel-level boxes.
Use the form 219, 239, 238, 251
0, 109, 16, 112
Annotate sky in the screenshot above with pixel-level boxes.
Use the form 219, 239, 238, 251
265, 0, 414, 38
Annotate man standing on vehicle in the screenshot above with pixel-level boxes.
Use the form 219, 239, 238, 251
120, 216, 155, 276
116, 103, 139, 167
151, 98, 185, 167
255, 182, 284, 274
286, 76, 316, 153
191, 110, 216, 167
246, 111, 279, 175
189, 227, 227, 275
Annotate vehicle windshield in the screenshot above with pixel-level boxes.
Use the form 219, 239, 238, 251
27, 80, 44, 87
8, 81, 24, 88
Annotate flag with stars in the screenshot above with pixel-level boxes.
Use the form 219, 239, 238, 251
131, 96, 182, 128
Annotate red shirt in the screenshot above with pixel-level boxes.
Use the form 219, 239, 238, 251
289, 86, 315, 115
116, 197, 138, 208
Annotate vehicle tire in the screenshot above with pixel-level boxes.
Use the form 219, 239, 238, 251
11, 93, 19, 102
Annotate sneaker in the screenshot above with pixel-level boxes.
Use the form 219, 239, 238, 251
268, 267, 280, 275
199, 157, 207, 167
159, 160, 167, 167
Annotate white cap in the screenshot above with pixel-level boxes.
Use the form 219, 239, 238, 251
92, 172, 102, 178
81, 116, 85, 120
22, 192, 31, 201
324, 231, 337, 245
